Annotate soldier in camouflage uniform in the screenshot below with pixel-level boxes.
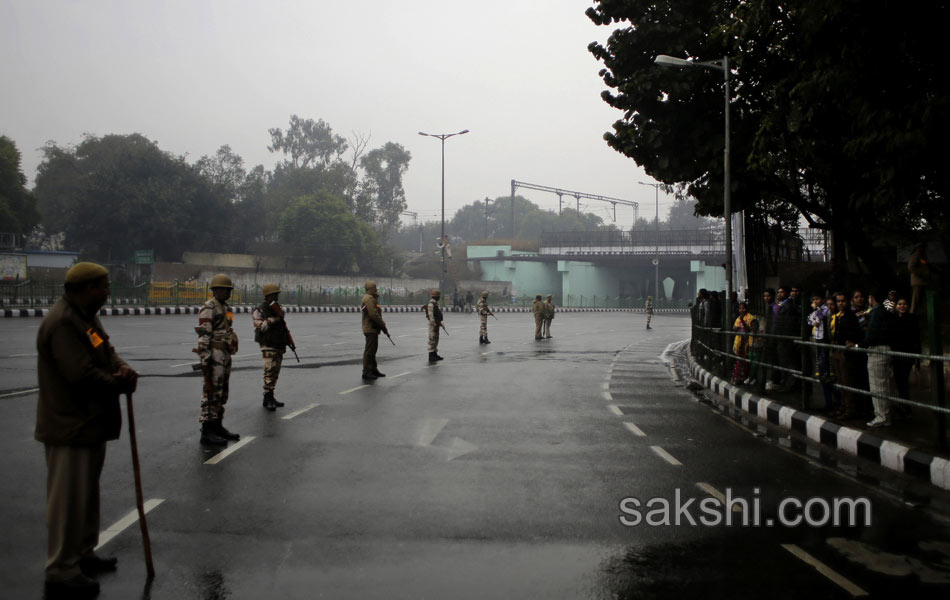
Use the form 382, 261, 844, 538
195, 274, 240, 446
543, 294, 555, 338
532, 294, 544, 340
477, 291, 493, 344
424, 289, 444, 362
252, 283, 295, 411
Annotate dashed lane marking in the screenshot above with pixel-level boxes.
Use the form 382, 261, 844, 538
204, 436, 256, 465
282, 403, 320, 420
624, 422, 647, 437
608, 404, 623, 416
0, 388, 38, 398
7, 353, 37, 358
781, 544, 869, 597
340, 385, 370, 395
602, 390, 613, 401
390, 371, 412, 379
95, 498, 164, 550
115, 345, 150, 350
696, 482, 743, 512
650, 445, 682, 466
416, 418, 449, 447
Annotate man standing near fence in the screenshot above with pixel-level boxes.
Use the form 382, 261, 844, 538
195, 274, 240, 446
253, 283, 294, 411
862, 289, 895, 427
645, 295, 654, 330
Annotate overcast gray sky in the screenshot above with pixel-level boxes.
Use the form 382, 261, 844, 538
2, 0, 672, 227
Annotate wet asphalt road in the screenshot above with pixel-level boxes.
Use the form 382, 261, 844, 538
1, 311, 949, 599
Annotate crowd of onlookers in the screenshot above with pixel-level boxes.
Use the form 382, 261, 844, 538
692, 285, 923, 429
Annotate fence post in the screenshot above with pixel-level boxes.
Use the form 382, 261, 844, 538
926, 291, 947, 450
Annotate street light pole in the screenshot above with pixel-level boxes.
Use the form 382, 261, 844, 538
419, 129, 469, 306
639, 181, 662, 304
654, 55, 732, 302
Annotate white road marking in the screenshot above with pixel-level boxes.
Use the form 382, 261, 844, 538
282, 403, 319, 420
391, 371, 412, 379
607, 404, 623, 416
340, 385, 370, 395
232, 353, 258, 358
204, 436, 256, 464
170, 361, 195, 368
115, 345, 150, 350
650, 445, 682, 466
416, 418, 449, 447
601, 382, 609, 390
95, 498, 164, 550
781, 544, 869, 597
602, 390, 613, 401
0, 388, 38, 398
624, 422, 647, 437
696, 482, 743, 512
7, 353, 37, 358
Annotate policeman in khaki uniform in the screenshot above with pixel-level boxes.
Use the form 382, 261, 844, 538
195, 274, 239, 446
424, 289, 444, 362
36, 262, 138, 597
361, 281, 389, 380
252, 283, 295, 411
477, 291, 493, 344
543, 294, 555, 338
531, 294, 545, 340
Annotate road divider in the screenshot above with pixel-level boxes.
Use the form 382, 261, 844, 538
95, 498, 164, 550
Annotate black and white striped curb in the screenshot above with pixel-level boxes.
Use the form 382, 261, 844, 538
4, 305, 689, 317
688, 358, 950, 492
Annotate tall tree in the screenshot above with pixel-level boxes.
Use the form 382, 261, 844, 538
34, 134, 229, 262
0, 136, 39, 245
277, 191, 381, 274
268, 115, 348, 169
356, 142, 412, 237
587, 0, 950, 283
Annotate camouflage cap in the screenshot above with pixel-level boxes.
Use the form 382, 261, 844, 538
262, 283, 280, 296
481, 291, 488, 298
535, 294, 542, 301
65, 262, 109, 284
546, 295, 552, 300
432, 289, 441, 298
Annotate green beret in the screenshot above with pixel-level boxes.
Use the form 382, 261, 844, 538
65, 262, 109, 284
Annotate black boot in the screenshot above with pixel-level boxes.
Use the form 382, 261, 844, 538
214, 419, 240, 441
262, 391, 276, 411
484, 337, 491, 344
362, 371, 378, 380
271, 394, 285, 408
372, 370, 386, 377
200, 421, 228, 446
479, 335, 485, 344
428, 352, 443, 362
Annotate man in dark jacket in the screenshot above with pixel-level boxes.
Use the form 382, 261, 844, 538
829, 292, 863, 419
360, 281, 389, 379
35, 262, 138, 598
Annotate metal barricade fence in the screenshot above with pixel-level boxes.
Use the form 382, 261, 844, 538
690, 290, 947, 450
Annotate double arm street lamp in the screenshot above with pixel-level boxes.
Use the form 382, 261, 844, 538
638, 181, 662, 304
418, 129, 470, 305
654, 54, 732, 305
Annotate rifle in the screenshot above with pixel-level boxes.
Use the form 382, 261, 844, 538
440, 322, 450, 336
384, 331, 396, 346
271, 301, 300, 362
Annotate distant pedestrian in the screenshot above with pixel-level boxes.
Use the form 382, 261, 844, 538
195, 274, 240, 446
477, 291, 493, 344
543, 294, 555, 338
360, 281, 389, 380
863, 289, 896, 427
466, 290, 474, 313
731, 302, 754, 384
532, 294, 545, 340
252, 283, 295, 411
423, 289, 444, 362
645, 295, 654, 330
891, 296, 920, 417
36, 262, 138, 598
